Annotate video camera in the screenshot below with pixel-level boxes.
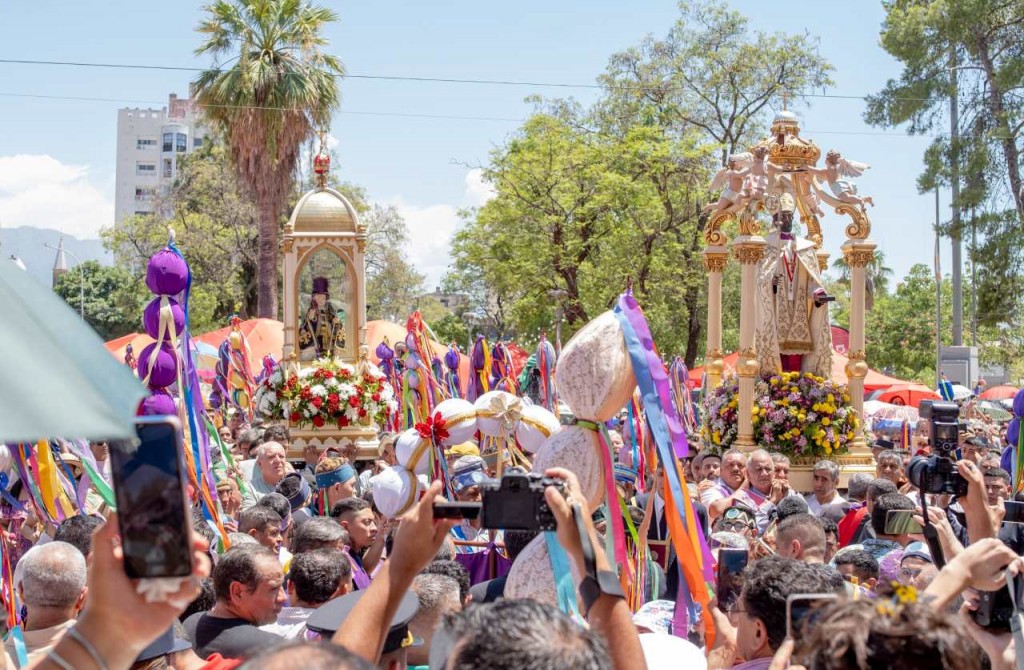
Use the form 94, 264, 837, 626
905, 401, 968, 496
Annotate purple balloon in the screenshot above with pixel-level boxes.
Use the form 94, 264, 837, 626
138, 342, 179, 388
142, 297, 184, 341
1008, 418, 1020, 447
146, 247, 190, 296
376, 340, 395, 362
138, 388, 176, 416
1014, 389, 1024, 418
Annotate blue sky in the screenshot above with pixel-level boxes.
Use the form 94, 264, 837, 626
0, 1, 949, 288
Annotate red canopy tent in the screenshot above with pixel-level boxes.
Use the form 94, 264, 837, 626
876, 382, 941, 408
980, 385, 1020, 401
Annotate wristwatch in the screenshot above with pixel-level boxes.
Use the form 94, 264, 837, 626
572, 504, 625, 616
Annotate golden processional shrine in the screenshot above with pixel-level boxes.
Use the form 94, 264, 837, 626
703, 107, 877, 482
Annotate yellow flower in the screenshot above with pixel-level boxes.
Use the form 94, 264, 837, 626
822, 417, 831, 426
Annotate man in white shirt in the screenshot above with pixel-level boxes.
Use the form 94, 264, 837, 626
804, 460, 845, 516
260, 549, 351, 639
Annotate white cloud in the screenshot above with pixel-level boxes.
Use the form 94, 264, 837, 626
464, 168, 496, 207
380, 168, 496, 290
390, 199, 461, 291
0, 155, 112, 239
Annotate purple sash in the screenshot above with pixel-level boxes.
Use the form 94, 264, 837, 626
454, 543, 512, 585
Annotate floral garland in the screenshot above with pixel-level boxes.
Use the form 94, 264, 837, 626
253, 359, 398, 429
701, 371, 860, 458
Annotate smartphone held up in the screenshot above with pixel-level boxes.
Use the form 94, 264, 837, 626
108, 416, 194, 579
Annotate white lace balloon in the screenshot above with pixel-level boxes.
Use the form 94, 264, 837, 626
370, 466, 424, 519
474, 391, 523, 438
394, 428, 431, 476
557, 310, 636, 421
515, 404, 561, 454
431, 398, 478, 446
532, 426, 606, 510
504, 534, 580, 607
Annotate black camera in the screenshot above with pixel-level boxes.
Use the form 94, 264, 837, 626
905, 401, 968, 496
481, 470, 566, 531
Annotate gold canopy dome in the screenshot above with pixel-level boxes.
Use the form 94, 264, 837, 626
755, 110, 821, 170
289, 187, 362, 234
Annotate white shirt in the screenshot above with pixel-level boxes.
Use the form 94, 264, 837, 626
260, 606, 314, 639
804, 490, 846, 516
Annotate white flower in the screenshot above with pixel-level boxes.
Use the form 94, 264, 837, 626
270, 368, 284, 384
299, 368, 316, 379
304, 405, 316, 418
345, 407, 360, 421
310, 384, 328, 397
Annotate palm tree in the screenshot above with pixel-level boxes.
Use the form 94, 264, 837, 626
193, 0, 343, 318
832, 249, 894, 298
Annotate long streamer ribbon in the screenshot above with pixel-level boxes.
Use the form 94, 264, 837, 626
614, 292, 714, 643
544, 532, 582, 622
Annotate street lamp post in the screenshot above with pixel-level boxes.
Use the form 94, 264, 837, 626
547, 289, 568, 359
45, 242, 85, 320
949, 51, 963, 347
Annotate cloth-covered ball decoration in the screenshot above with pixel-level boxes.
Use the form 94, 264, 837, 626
145, 247, 190, 296
505, 534, 578, 607
475, 391, 523, 439
371, 466, 424, 518
556, 310, 636, 421
139, 388, 176, 416
515, 404, 561, 454
432, 398, 478, 447
142, 296, 184, 341
532, 427, 605, 509
138, 342, 179, 389
395, 428, 431, 477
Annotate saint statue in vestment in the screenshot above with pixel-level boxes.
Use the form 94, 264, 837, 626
298, 276, 345, 361
754, 193, 834, 377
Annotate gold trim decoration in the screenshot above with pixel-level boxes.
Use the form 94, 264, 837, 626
705, 348, 725, 375
705, 211, 735, 247
703, 252, 730, 273
733, 245, 765, 264
842, 247, 876, 268
845, 349, 869, 379
737, 210, 761, 237
736, 347, 760, 377
837, 203, 871, 240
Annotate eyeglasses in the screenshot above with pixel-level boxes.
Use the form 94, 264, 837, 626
720, 520, 752, 533
899, 567, 923, 580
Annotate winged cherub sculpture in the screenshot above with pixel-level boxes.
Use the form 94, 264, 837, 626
807, 150, 874, 210
705, 152, 754, 215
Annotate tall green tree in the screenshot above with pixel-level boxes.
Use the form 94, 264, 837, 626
866, 0, 1024, 330
54, 262, 150, 341
364, 204, 426, 322
104, 141, 260, 329
193, 0, 343, 318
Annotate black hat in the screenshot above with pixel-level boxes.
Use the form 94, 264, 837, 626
306, 590, 421, 654
136, 627, 192, 662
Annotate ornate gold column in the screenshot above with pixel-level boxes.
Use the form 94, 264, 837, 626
841, 238, 877, 454
703, 247, 730, 390
732, 222, 766, 453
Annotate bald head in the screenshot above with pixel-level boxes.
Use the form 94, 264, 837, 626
17, 541, 87, 609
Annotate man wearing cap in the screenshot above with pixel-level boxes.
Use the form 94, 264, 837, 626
898, 541, 933, 585
307, 590, 421, 670
315, 457, 358, 516
216, 478, 244, 533
614, 463, 638, 504
450, 455, 499, 552
276, 472, 314, 525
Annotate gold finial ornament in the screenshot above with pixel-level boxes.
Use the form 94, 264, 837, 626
313, 130, 331, 189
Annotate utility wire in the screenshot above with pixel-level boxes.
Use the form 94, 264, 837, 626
0, 57, 948, 103
0, 91, 939, 136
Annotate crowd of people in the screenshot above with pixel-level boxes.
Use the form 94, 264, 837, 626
1, 410, 1023, 670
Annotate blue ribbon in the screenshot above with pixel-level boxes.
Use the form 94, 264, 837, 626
0, 474, 25, 514
544, 531, 581, 622
315, 464, 356, 489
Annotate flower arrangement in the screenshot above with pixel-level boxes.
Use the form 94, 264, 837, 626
253, 359, 398, 430
701, 372, 860, 458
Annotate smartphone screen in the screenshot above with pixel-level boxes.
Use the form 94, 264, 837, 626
109, 416, 194, 578
433, 501, 482, 520
716, 549, 749, 612
786, 593, 838, 638
1003, 501, 1024, 524
884, 509, 923, 535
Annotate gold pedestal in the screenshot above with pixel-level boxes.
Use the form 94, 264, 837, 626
786, 451, 876, 493
287, 424, 381, 461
